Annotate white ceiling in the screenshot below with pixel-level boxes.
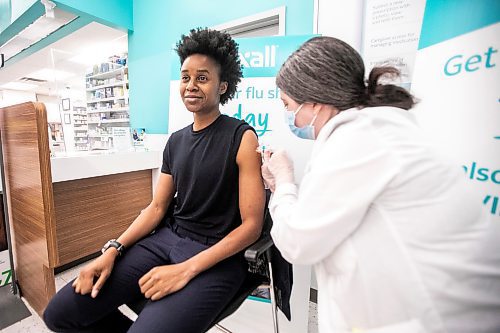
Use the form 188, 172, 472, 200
0, 21, 127, 97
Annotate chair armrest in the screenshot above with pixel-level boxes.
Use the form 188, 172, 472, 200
244, 235, 273, 262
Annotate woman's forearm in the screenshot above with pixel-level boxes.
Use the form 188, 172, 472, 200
116, 202, 166, 248
183, 220, 261, 277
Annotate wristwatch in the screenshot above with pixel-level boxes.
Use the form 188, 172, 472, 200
101, 239, 125, 256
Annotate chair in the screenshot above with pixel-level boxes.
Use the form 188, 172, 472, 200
126, 190, 288, 333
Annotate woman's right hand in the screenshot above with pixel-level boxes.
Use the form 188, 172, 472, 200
72, 249, 118, 298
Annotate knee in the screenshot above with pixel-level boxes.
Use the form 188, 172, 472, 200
43, 299, 67, 332
43, 302, 59, 331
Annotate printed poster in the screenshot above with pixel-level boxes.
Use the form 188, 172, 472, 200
363, 0, 427, 89
411, 0, 500, 221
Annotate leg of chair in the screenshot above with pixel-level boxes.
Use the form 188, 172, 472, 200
266, 250, 280, 333
214, 323, 233, 333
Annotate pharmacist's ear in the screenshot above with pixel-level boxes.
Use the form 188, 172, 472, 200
219, 81, 228, 95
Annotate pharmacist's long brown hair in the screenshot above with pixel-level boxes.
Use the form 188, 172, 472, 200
276, 36, 415, 111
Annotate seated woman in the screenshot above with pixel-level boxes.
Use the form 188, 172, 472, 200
43, 28, 265, 333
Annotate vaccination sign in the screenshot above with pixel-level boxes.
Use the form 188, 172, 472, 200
410, 0, 500, 221
168, 35, 315, 180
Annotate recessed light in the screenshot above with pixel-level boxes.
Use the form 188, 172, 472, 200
28, 68, 74, 81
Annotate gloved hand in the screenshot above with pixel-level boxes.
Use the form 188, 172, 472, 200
261, 159, 276, 191
261, 149, 295, 192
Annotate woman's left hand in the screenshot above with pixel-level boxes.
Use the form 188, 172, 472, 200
139, 263, 195, 301
261, 151, 276, 191
262, 149, 295, 192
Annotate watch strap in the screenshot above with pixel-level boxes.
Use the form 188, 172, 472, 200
101, 239, 125, 256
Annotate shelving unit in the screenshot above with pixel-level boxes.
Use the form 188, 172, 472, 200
72, 106, 88, 151
85, 59, 130, 151
48, 122, 66, 154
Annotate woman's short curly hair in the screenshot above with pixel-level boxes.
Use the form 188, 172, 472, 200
175, 28, 242, 105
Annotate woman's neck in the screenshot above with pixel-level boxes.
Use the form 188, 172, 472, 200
314, 105, 339, 138
192, 109, 221, 131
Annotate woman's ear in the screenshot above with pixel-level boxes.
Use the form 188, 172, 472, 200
313, 103, 338, 118
219, 81, 228, 95
312, 103, 322, 115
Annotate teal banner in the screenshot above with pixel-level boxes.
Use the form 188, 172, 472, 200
412, 2, 499, 218
236, 35, 313, 78
170, 35, 314, 80
419, 0, 500, 49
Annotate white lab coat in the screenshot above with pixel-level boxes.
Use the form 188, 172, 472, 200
270, 106, 500, 333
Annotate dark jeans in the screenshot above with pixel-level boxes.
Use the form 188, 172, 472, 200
43, 225, 247, 333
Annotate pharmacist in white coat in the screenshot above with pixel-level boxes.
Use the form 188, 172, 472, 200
262, 36, 500, 333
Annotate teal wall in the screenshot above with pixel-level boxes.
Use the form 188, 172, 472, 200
129, 0, 314, 134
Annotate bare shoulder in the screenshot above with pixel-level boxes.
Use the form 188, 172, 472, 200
236, 130, 260, 165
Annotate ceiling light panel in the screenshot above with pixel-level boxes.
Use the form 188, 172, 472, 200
28, 68, 74, 81
0, 82, 38, 91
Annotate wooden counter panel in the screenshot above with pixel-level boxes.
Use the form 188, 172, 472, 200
0, 102, 57, 316
0, 194, 6, 251
53, 170, 152, 266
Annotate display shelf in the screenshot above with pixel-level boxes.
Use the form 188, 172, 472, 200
85, 56, 130, 151
72, 106, 88, 151
87, 107, 129, 114
87, 119, 130, 124
87, 96, 127, 103
88, 134, 112, 138
86, 80, 128, 91
86, 66, 127, 80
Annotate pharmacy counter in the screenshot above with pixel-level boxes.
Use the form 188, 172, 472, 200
51, 150, 160, 183
49, 150, 160, 267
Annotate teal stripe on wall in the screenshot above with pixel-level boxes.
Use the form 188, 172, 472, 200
4, 16, 92, 68
53, 0, 133, 31
0, 0, 44, 46
419, 0, 500, 50
0, 0, 11, 33
0, 0, 132, 66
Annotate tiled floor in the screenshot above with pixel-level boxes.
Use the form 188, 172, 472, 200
0, 262, 319, 332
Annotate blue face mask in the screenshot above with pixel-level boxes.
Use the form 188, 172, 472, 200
285, 104, 318, 140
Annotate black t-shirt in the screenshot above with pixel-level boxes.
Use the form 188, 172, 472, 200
161, 115, 256, 240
